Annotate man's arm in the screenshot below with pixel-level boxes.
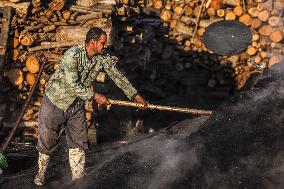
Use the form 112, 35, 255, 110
102, 55, 148, 107
62, 49, 94, 101
103, 55, 138, 100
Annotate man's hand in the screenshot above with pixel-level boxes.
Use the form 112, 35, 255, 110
134, 95, 148, 109
94, 93, 109, 105
88, 85, 93, 92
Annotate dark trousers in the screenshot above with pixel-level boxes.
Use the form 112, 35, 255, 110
37, 94, 88, 155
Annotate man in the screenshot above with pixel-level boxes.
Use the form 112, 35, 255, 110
34, 27, 148, 186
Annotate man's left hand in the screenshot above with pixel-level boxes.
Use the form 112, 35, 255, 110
134, 95, 148, 109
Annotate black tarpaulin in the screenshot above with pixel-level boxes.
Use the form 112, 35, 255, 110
203, 20, 252, 56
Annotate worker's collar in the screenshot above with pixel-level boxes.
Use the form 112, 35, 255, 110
84, 44, 93, 60
84, 44, 101, 61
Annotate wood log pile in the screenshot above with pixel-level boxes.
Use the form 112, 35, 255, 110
112, 0, 283, 95
0, 0, 283, 141
0, 0, 115, 140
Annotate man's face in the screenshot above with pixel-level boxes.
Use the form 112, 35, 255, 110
90, 34, 107, 56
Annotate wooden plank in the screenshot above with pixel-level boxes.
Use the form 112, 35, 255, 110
0, 8, 5, 59
0, 7, 12, 89
0, 1, 30, 15
69, 4, 113, 14
0, 7, 12, 48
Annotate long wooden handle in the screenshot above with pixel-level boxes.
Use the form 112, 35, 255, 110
108, 99, 213, 115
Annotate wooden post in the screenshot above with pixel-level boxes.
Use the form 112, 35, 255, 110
0, 7, 12, 91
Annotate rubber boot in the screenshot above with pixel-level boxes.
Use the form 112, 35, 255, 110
34, 152, 50, 186
69, 148, 85, 181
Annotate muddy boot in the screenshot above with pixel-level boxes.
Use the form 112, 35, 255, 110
69, 148, 85, 181
34, 152, 50, 186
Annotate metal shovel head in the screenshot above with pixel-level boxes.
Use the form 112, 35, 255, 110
203, 20, 252, 56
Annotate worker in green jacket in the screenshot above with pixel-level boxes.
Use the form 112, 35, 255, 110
34, 27, 148, 186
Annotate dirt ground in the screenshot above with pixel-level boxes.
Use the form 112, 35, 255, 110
1, 62, 284, 189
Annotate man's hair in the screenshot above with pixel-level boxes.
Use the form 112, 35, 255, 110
85, 27, 107, 44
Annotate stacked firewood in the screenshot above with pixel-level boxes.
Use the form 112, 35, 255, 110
0, 0, 115, 140
113, 0, 283, 91
4, 0, 114, 90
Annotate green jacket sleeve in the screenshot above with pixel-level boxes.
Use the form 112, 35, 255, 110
62, 49, 94, 101
102, 54, 138, 100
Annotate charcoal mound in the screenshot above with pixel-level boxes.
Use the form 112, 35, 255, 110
64, 63, 284, 189
1, 62, 283, 189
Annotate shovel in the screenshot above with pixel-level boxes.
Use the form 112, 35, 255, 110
108, 99, 213, 115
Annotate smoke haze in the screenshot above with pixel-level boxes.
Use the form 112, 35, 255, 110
65, 61, 284, 189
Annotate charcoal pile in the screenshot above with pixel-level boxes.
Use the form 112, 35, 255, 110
0, 62, 283, 189
68, 62, 284, 189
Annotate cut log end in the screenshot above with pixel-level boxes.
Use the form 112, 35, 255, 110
26, 72, 36, 86
153, 0, 163, 10
26, 55, 40, 74
239, 14, 252, 26
246, 46, 257, 56
258, 10, 270, 22
269, 30, 283, 43
225, 11, 236, 20
259, 25, 273, 36
160, 10, 172, 22
49, 0, 65, 11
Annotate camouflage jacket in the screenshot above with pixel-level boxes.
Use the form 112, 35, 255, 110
45, 45, 137, 111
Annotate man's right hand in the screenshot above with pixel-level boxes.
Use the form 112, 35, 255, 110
94, 93, 109, 105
